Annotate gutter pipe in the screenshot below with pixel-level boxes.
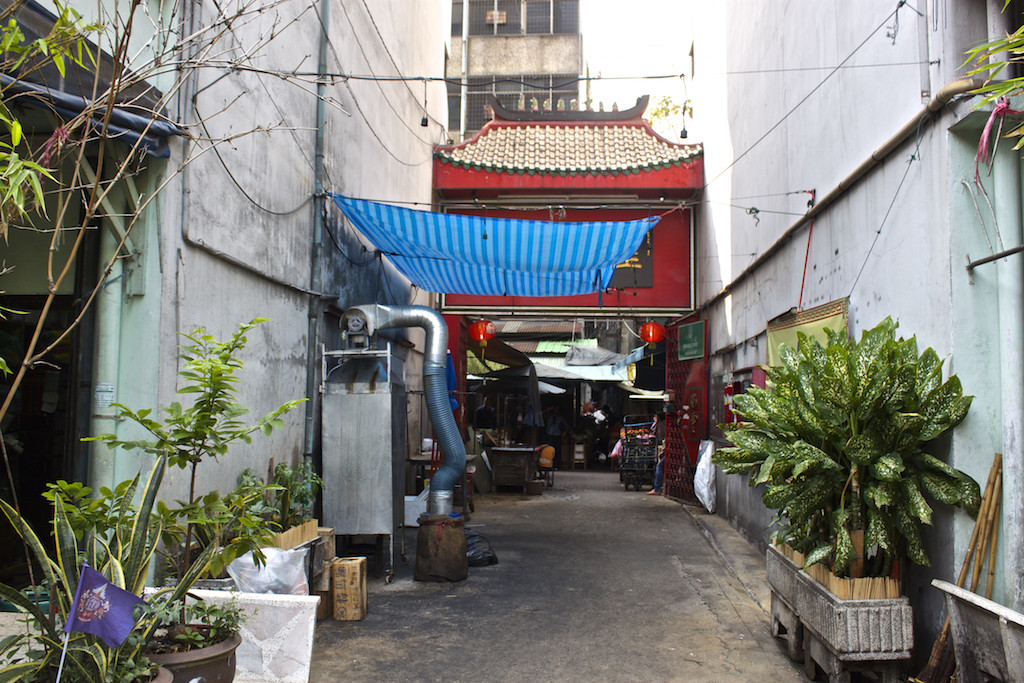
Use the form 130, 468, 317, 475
303, 0, 330, 464
699, 77, 986, 314
341, 304, 464, 516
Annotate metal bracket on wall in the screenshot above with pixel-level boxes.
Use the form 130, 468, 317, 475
965, 244, 1024, 285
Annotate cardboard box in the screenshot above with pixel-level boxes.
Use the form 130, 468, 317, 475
315, 590, 332, 620
331, 557, 368, 621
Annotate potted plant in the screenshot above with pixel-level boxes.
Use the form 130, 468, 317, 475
0, 454, 214, 682
85, 318, 303, 681
90, 318, 305, 586
239, 461, 323, 550
0, 319, 303, 682
713, 317, 981, 678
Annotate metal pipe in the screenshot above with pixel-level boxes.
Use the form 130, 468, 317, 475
341, 304, 464, 516
699, 77, 986, 313
303, 0, 330, 463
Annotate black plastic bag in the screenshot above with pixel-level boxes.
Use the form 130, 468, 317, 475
465, 528, 499, 566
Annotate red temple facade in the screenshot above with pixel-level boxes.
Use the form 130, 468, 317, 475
432, 95, 706, 493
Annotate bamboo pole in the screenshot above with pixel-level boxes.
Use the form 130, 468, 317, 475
915, 453, 1002, 683
970, 464, 1002, 593
985, 493, 1000, 600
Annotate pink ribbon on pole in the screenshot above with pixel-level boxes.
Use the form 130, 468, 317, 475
976, 97, 1022, 182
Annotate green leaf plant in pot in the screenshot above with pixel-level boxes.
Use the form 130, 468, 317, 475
88, 318, 305, 587
713, 317, 981, 580
0, 453, 216, 682
0, 319, 303, 682
239, 461, 323, 535
84, 319, 304, 678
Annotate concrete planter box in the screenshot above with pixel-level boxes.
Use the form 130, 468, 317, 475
766, 544, 912, 683
186, 589, 321, 683
932, 579, 1024, 682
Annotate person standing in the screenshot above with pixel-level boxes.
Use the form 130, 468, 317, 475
473, 396, 497, 430
543, 405, 568, 468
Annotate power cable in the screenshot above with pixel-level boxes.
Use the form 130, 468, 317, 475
318, 26, 432, 167
335, 0, 442, 146
704, 1, 907, 190
355, 0, 447, 130
847, 149, 920, 295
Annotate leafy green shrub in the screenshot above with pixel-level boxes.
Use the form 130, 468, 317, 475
713, 317, 981, 578
88, 318, 305, 582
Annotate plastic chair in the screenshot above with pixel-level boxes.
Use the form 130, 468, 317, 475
538, 445, 555, 488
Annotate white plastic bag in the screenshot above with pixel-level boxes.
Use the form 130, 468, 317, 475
694, 439, 716, 513
227, 547, 308, 595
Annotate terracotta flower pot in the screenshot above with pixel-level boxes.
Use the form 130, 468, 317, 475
147, 632, 241, 683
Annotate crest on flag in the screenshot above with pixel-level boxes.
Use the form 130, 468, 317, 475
64, 564, 145, 648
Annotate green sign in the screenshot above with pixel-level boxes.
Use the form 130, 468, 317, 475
677, 320, 705, 361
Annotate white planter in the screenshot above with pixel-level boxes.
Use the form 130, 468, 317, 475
766, 545, 912, 683
188, 589, 320, 683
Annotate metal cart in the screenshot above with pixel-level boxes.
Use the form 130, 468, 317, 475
619, 414, 659, 491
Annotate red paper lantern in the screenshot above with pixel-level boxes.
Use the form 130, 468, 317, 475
639, 321, 666, 345
469, 320, 496, 345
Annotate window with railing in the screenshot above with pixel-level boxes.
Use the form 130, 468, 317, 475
460, 0, 578, 37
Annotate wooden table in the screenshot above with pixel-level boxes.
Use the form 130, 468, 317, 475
488, 446, 541, 490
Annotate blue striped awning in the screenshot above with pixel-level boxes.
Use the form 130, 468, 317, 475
331, 195, 660, 297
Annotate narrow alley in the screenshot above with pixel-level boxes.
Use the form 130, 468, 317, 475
310, 471, 805, 682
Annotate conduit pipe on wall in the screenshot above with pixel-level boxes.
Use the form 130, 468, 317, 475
341, 304, 464, 516
303, 0, 330, 464
699, 77, 986, 314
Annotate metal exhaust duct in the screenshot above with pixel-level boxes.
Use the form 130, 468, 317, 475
341, 304, 465, 516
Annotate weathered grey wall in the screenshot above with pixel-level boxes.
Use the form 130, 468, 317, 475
85, 0, 449, 505
462, 34, 581, 76
684, 0, 1022, 657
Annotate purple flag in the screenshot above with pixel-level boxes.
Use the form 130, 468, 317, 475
64, 564, 144, 648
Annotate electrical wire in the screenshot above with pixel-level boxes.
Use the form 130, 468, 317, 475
323, 217, 378, 266
256, 61, 930, 86
335, 0, 442, 147
356, 0, 447, 131
847, 148, 920, 295
704, 2, 907, 190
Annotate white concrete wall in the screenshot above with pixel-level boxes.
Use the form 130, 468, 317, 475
683, 0, 1023, 649
84, 0, 448, 504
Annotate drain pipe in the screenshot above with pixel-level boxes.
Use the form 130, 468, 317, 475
303, 0, 330, 465
340, 304, 465, 515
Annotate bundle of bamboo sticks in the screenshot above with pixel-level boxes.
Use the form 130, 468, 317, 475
914, 452, 1003, 683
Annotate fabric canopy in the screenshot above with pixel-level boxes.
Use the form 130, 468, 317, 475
331, 195, 660, 297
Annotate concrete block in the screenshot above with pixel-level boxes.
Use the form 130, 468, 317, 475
189, 588, 320, 683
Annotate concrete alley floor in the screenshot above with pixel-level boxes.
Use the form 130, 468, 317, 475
309, 470, 806, 682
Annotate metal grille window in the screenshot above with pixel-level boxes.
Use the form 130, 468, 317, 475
447, 81, 461, 134
553, 0, 578, 34
525, 1, 550, 34
466, 0, 578, 36
464, 73, 578, 133
452, 1, 463, 36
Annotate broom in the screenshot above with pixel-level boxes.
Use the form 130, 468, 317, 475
913, 453, 1002, 683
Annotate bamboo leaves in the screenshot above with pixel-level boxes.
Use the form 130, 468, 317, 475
715, 317, 979, 578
